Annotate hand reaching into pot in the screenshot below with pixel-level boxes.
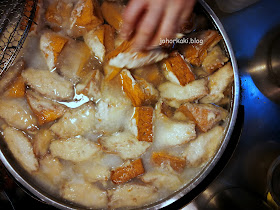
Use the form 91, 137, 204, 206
121, 0, 197, 50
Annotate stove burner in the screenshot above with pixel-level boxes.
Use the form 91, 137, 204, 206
249, 25, 280, 104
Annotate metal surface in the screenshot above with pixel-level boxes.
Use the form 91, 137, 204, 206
189, 0, 280, 209
0, 1, 240, 209
0, 0, 37, 77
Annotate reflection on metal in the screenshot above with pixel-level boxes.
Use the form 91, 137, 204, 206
249, 25, 280, 104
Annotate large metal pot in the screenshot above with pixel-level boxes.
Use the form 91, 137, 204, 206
0, 0, 240, 209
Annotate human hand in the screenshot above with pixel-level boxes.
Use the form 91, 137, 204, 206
121, 0, 196, 50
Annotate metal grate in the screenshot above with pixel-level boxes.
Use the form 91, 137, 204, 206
0, 0, 38, 77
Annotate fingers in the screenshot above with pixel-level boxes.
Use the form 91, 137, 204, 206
150, 0, 185, 47
133, 0, 166, 50
121, 0, 148, 40
178, 0, 196, 29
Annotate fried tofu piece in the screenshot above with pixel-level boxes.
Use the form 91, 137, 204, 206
162, 51, 195, 86
133, 64, 165, 87
151, 152, 186, 172
20, 0, 41, 32
26, 90, 67, 125
39, 155, 63, 185
50, 136, 100, 162
0, 98, 37, 131
76, 70, 103, 102
70, 0, 104, 37
153, 102, 196, 147
103, 64, 123, 81
73, 156, 111, 182
120, 69, 159, 107
57, 41, 92, 83
40, 32, 69, 71
45, 0, 73, 31
200, 63, 234, 104
130, 106, 154, 142
181, 30, 222, 66
5, 75, 25, 98
183, 126, 224, 167
3, 127, 39, 172
84, 24, 115, 62
50, 102, 96, 138
106, 40, 168, 69
100, 132, 151, 160
111, 159, 145, 184
141, 170, 182, 191
22, 68, 74, 101
33, 129, 54, 157
202, 46, 229, 74
101, 1, 124, 31
178, 103, 228, 132
0, 60, 24, 95
158, 78, 208, 102
108, 183, 158, 209
61, 181, 107, 208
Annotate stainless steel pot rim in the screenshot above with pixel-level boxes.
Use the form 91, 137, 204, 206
0, 0, 240, 209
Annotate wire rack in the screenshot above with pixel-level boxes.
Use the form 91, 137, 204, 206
0, 0, 38, 77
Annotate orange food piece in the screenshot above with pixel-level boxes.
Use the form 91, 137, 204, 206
133, 64, 165, 87
133, 106, 153, 142
162, 51, 195, 86
6, 76, 25, 98
101, 1, 124, 31
182, 30, 222, 66
71, 0, 103, 30
26, 90, 67, 125
111, 159, 145, 184
104, 64, 122, 81
120, 70, 158, 107
104, 24, 116, 54
151, 152, 186, 172
178, 103, 228, 132
45, 0, 73, 29
21, 0, 41, 32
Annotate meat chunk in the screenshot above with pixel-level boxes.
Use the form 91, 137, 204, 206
50, 102, 96, 138
100, 132, 151, 159
0, 98, 37, 131
202, 45, 229, 74
141, 170, 182, 191
151, 152, 186, 172
181, 30, 222, 66
50, 136, 100, 162
101, 1, 124, 31
158, 78, 208, 103
61, 181, 107, 208
40, 31, 69, 71
178, 103, 228, 132
130, 106, 154, 142
111, 159, 145, 184
183, 126, 224, 167
3, 127, 39, 172
162, 51, 195, 86
84, 24, 115, 62
200, 63, 234, 104
108, 183, 158, 209
106, 40, 168, 69
120, 69, 159, 107
26, 90, 67, 125
22, 69, 74, 101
